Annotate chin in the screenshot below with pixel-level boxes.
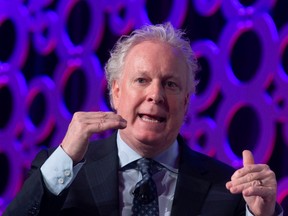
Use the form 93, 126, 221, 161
135, 130, 167, 144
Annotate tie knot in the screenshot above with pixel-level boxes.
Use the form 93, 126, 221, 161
136, 158, 161, 177
137, 158, 153, 176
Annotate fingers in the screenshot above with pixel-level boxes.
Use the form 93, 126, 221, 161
71, 111, 127, 135
61, 111, 127, 163
226, 150, 276, 196
226, 164, 273, 192
230, 164, 269, 180
243, 150, 254, 166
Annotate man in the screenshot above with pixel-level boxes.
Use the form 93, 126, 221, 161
4, 23, 282, 215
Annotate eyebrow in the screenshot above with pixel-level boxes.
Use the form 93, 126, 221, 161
134, 70, 182, 79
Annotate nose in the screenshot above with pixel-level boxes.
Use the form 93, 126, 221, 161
147, 82, 165, 104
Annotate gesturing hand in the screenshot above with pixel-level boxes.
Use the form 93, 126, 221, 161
226, 150, 277, 216
61, 111, 127, 163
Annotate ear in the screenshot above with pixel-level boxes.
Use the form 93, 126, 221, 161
112, 80, 121, 110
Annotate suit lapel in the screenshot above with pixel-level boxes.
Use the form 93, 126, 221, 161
84, 133, 120, 216
171, 136, 212, 216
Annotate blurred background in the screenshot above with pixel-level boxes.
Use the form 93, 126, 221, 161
1, 0, 288, 214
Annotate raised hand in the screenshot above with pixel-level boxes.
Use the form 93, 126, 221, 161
226, 150, 277, 216
61, 111, 127, 163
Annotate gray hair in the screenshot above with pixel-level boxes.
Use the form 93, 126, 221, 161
104, 22, 198, 108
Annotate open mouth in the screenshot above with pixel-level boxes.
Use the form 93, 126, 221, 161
138, 114, 166, 123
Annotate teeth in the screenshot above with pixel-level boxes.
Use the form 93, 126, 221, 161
139, 114, 165, 123
141, 116, 160, 123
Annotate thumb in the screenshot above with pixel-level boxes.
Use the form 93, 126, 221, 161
242, 150, 254, 167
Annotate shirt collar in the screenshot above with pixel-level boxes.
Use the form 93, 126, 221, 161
117, 131, 179, 173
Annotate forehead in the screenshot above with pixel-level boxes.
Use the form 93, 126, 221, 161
123, 41, 187, 75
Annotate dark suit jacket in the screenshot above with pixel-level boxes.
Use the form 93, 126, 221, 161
4, 133, 245, 216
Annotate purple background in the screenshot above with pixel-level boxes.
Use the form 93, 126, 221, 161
1, 0, 288, 213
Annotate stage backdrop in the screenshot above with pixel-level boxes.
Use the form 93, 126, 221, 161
0, 0, 288, 213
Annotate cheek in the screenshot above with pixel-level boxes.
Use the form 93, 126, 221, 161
168, 97, 188, 120
169, 96, 187, 109
118, 91, 141, 113
124, 87, 145, 103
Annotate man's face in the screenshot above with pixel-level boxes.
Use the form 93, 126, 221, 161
112, 41, 190, 156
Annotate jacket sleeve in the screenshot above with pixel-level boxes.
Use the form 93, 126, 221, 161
3, 149, 70, 216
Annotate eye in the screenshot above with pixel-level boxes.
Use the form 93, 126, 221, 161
135, 77, 147, 84
137, 78, 145, 83
164, 80, 182, 93
165, 81, 177, 88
